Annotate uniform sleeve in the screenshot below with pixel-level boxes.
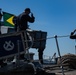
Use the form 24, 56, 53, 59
27, 15, 35, 23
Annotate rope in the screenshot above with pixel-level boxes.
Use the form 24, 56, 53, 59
23, 35, 70, 49
32, 35, 70, 41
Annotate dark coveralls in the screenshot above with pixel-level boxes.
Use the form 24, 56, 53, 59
15, 12, 44, 64
15, 12, 35, 59
15, 12, 35, 31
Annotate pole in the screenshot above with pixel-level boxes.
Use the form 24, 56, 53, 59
55, 35, 65, 75
16, 40, 20, 67
24, 31, 30, 61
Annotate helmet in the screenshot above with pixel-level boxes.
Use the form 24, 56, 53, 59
25, 8, 31, 13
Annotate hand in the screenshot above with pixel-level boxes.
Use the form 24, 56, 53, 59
31, 13, 33, 17
71, 29, 76, 35
71, 32, 74, 35
74, 29, 76, 32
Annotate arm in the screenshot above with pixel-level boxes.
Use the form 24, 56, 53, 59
70, 29, 76, 39
27, 13, 35, 23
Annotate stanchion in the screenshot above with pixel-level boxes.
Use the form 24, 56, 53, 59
17, 40, 20, 60
24, 31, 30, 61
54, 35, 65, 75
16, 40, 20, 67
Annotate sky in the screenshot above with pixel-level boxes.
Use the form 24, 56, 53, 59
0, 0, 76, 59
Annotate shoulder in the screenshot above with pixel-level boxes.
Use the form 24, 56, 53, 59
18, 12, 25, 17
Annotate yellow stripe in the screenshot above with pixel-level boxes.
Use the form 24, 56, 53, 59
6, 16, 15, 25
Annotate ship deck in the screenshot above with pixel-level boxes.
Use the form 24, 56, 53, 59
43, 64, 76, 75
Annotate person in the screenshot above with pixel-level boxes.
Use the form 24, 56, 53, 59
15, 8, 35, 31
70, 29, 76, 39
15, 8, 35, 60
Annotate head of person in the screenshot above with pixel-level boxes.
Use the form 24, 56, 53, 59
25, 8, 31, 14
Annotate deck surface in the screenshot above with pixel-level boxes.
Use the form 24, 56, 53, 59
43, 64, 76, 75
